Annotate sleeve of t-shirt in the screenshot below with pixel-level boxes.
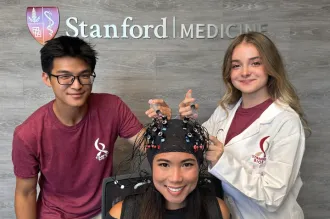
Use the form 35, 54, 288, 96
116, 98, 143, 139
12, 130, 39, 178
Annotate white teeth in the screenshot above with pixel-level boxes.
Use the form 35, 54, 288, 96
167, 187, 183, 192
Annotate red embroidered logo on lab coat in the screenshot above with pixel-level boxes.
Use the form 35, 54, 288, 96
252, 136, 270, 164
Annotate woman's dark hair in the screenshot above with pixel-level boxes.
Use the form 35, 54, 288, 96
40, 36, 98, 75
138, 184, 212, 219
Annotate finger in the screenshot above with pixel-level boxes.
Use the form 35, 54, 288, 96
147, 99, 171, 119
205, 152, 215, 159
180, 111, 194, 117
205, 148, 222, 159
178, 105, 192, 114
209, 135, 220, 144
159, 106, 170, 113
145, 108, 154, 114
178, 90, 194, 108
185, 89, 193, 99
145, 109, 157, 118
208, 143, 223, 151
205, 153, 216, 162
150, 99, 166, 105
207, 144, 219, 152
159, 107, 172, 119
149, 112, 158, 118
178, 98, 196, 108
183, 97, 195, 105
207, 139, 223, 150
146, 112, 157, 118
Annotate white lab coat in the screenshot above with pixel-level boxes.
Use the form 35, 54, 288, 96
204, 99, 305, 219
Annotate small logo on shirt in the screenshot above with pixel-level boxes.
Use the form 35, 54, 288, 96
251, 136, 270, 165
95, 138, 108, 161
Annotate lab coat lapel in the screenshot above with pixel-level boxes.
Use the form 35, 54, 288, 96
214, 101, 242, 143
220, 99, 249, 146
225, 120, 261, 147
224, 100, 286, 147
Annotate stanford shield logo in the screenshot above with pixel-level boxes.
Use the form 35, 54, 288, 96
26, 7, 60, 45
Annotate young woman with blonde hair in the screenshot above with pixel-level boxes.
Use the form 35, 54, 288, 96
178, 32, 309, 219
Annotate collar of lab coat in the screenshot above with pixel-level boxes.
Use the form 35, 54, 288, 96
233, 98, 292, 124
224, 98, 293, 146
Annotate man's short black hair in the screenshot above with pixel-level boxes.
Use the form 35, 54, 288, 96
40, 36, 98, 75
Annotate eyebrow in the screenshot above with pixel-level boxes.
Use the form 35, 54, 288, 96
231, 56, 261, 63
156, 158, 196, 163
181, 158, 196, 163
55, 69, 91, 75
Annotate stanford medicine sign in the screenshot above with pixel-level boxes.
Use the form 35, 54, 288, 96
65, 16, 268, 39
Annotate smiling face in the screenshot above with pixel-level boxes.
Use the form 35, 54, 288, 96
230, 42, 269, 99
152, 152, 199, 210
42, 56, 94, 109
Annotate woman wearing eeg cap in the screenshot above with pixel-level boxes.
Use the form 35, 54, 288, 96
107, 118, 230, 219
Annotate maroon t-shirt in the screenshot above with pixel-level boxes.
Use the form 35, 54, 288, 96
12, 93, 143, 219
225, 98, 273, 145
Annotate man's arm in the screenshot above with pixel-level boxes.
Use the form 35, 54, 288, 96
15, 176, 38, 219
127, 127, 146, 152
126, 131, 139, 146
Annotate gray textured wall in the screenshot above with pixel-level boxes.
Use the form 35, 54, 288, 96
0, 0, 329, 218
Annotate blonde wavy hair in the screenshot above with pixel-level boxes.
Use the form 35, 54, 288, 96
220, 32, 310, 134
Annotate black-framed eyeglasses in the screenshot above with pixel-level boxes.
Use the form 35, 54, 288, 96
50, 72, 96, 85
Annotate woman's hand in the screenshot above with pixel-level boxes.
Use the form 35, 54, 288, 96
145, 99, 172, 120
178, 89, 199, 118
206, 136, 224, 168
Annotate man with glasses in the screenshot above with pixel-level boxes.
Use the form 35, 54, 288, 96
12, 36, 170, 219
